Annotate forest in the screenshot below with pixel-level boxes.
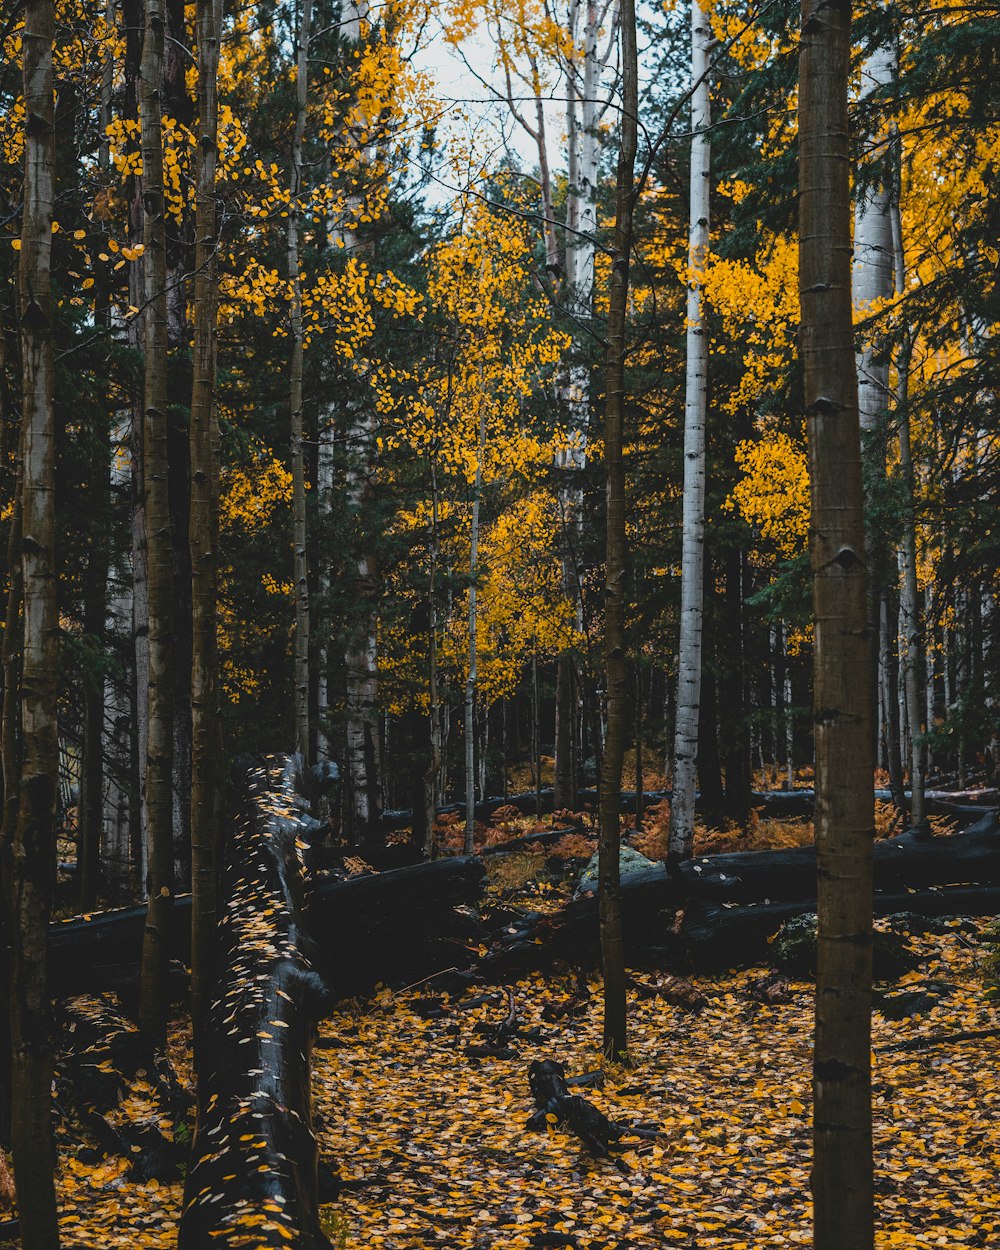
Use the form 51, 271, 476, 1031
0, 0, 998, 1244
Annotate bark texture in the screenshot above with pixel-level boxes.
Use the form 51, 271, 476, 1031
138, 0, 176, 1046
669, 0, 712, 860
799, 0, 875, 1244
189, 0, 224, 1050
289, 0, 313, 760
596, 0, 637, 1063
11, 0, 61, 1238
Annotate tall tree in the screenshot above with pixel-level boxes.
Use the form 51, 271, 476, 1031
669, 0, 711, 860
852, 35, 904, 815
189, 0, 224, 1050
9, 0, 61, 1239
138, 0, 177, 1044
289, 0, 312, 760
799, 0, 875, 1244
597, 0, 637, 1065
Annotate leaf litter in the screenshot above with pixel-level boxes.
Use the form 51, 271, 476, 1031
44, 920, 1000, 1249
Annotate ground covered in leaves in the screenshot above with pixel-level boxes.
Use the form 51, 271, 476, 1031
37, 919, 1000, 1249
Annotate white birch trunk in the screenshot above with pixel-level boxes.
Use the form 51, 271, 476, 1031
890, 136, 926, 821
669, 0, 711, 859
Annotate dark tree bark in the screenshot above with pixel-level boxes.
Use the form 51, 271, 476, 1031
188, 0, 224, 1058
179, 757, 334, 1250
798, 0, 875, 1243
9, 0, 61, 1238
596, 0, 638, 1064
138, 0, 176, 1046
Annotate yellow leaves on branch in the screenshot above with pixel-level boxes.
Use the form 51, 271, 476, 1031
725, 428, 809, 560
220, 446, 293, 531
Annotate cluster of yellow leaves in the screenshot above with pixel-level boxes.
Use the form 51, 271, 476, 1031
724, 428, 809, 559
220, 447, 293, 531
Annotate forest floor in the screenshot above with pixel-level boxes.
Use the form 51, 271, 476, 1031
40, 911, 1000, 1249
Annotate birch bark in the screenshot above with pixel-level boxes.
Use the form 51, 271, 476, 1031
597, 0, 636, 1063
669, 0, 711, 860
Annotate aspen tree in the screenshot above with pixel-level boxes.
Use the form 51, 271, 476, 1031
669, 0, 712, 860
799, 0, 875, 1243
852, 37, 904, 814
9, 0, 61, 1238
597, 0, 637, 1064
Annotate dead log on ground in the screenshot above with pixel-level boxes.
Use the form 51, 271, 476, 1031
480, 810, 1000, 975
56, 993, 190, 1181
527, 1059, 659, 1165
48, 853, 486, 1003
179, 755, 334, 1250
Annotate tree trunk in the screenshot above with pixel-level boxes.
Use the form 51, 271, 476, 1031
424, 464, 441, 856
79, 54, 113, 908
0, 460, 22, 1151
289, 0, 312, 760
597, 0, 637, 1064
10, 0, 61, 1236
880, 590, 905, 809
138, 0, 176, 1047
799, 0, 875, 1243
463, 403, 486, 854
669, 0, 711, 860
188, 0, 223, 1054
853, 38, 899, 820
891, 199, 926, 825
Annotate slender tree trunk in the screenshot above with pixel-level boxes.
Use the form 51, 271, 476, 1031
189, 0, 223, 1054
890, 200, 926, 825
0, 461, 22, 1153
423, 463, 441, 856
634, 666, 644, 830
79, 18, 115, 911
289, 0, 312, 760
669, 0, 711, 860
463, 403, 486, 854
532, 653, 541, 819
799, 0, 875, 1244
10, 0, 61, 1236
138, 0, 176, 1045
597, 0, 636, 1064
783, 622, 795, 789
881, 590, 905, 810
852, 38, 897, 815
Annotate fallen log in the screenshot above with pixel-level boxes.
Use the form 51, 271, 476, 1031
308, 855, 486, 997
676, 808, 1000, 905
48, 853, 486, 1003
681, 885, 1000, 973
179, 755, 334, 1250
480, 812, 1000, 976
56, 993, 190, 1181
527, 1059, 625, 1160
